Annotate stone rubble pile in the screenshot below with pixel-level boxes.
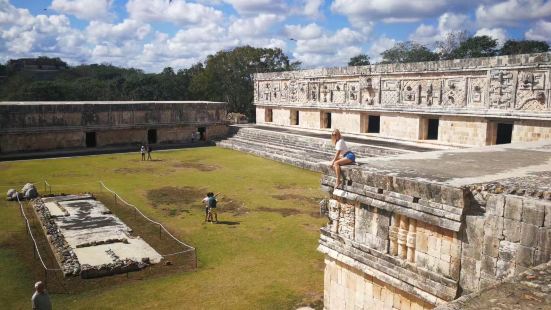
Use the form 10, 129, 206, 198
34, 200, 81, 276
80, 249, 148, 279
6, 183, 39, 201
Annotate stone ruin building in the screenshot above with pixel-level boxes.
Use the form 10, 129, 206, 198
0, 101, 228, 157
226, 52, 551, 309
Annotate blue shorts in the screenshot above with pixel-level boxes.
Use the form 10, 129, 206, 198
344, 152, 356, 162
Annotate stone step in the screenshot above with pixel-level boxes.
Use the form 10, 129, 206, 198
220, 137, 331, 161
217, 140, 322, 171
223, 136, 339, 160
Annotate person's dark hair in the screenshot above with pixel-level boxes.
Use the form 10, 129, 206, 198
207, 192, 213, 197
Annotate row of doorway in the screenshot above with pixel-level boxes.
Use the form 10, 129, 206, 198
265, 109, 515, 145
84, 128, 207, 148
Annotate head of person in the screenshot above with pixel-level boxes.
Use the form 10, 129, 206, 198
35, 281, 45, 293
331, 129, 342, 145
207, 192, 213, 197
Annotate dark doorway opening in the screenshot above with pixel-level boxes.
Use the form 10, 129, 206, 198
85, 132, 96, 148
496, 123, 513, 144
321, 112, 331, 129
147, 129, 157, 144
427, 119, 439, 140
265, 109, 273, 122
367, 115, 380, 133
291, 110, 299, 125
198, 127, 207, 141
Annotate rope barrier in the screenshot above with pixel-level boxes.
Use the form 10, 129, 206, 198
15, 194, 61, 271
98, 181, 196, 255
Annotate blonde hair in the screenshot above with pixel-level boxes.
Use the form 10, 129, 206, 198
331, 129, 341, 145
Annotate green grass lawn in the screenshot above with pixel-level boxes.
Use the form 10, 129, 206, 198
0, 147, 326, 309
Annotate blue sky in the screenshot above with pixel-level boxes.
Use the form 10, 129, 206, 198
1, 0, 549, 72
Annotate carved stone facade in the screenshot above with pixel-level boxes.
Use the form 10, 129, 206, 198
318, 142, 551, 309
255, 53, 551, 146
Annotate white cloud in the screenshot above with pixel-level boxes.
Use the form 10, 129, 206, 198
229, 14, 284, 37
409, 12, 472, 46
284, 23, 323, 40
86, 19, 151, 44
50, 0, 114, 21
223, 0, 288, 15
476, 0, 551, 27
303, 0, 324, 19
525, 20, 551, 42
475, 27, 508, 47
368, 36, 397, 62
293, 27, 365, 67
126, 0, 224, 26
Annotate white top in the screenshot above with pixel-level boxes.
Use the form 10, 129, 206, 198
335, 139, 349, 153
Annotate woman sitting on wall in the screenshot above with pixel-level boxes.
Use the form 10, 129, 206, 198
330, 129, 356, 188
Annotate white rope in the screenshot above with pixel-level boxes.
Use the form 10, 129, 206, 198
16, 195, 62, 271
99, 181, 196, 255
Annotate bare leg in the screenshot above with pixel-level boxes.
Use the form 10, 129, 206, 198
333, 157, 353, 188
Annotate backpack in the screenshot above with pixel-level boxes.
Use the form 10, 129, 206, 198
208, 196, 217, 208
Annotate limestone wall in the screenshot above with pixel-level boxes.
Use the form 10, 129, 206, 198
255, 53, 551, 146
438, 116, 488, 146
299, 110, 321, 129
380, 114, 420, 140
512, 119, 551, 143
0, 101, 228, 153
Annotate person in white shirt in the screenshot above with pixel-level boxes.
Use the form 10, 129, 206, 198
330, 129, 356, 188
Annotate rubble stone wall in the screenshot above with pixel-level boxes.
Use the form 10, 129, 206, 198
0, 101, 228, 153
255, 53, 551, 146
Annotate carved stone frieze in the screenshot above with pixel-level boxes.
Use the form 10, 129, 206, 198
381, 79, 400, 105
515, 71, 548, 111
489, 70, 515, 109
420, 80, 442, 106
443, 78, 466, 107
468, 77, 486, 107
402, 81, 420, 105
308, 82, 319, 102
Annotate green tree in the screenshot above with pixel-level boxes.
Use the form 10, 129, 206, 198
348, 54, 370, 66
380, 42, 438, 64
499, 40, 549, 55
449, 35, 497, 59
190, 46, 298, 119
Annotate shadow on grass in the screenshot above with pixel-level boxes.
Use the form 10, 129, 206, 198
215, 221, 240, 225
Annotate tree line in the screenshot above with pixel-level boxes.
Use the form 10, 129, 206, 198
348, 33, 549, 66
0, 35, 548, 119
0, 47, 299, 119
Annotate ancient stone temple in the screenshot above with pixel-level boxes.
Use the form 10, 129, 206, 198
318, 141, 551, 309
248, 53, 551, 309
254, 53, 551, 147
0, 101, 228, 155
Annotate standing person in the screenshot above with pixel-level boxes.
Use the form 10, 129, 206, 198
147, 144, 152, 160
191, 132, 196, 143
140, 145, 146, 161
330, 129, 356, 188
207, 192, 218, 223
202, 193, 210, 222
32, 281, 51, 310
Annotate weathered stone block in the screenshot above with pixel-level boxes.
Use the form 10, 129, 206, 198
498, 241, 519, 262
515, 244, 534, 267
504, 196, 523, 221
545, 202, 551, 227
486, 194, 505, 217
520, 223, 538, 247
480, 255, 497, 275
522, 199, 545, 226
503, 219, 521, 243
496, 259, 515, 279
483, 235, 500, 258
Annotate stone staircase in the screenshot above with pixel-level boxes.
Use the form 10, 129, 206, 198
216, 126, 412, 171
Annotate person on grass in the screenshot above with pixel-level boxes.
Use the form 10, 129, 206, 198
32, 281, 51, 310
140, 145, 146, 161
202, 193, 211, 222
207, 192, 218, 223
147, 144, 152, 160
330, 129, 356, 188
